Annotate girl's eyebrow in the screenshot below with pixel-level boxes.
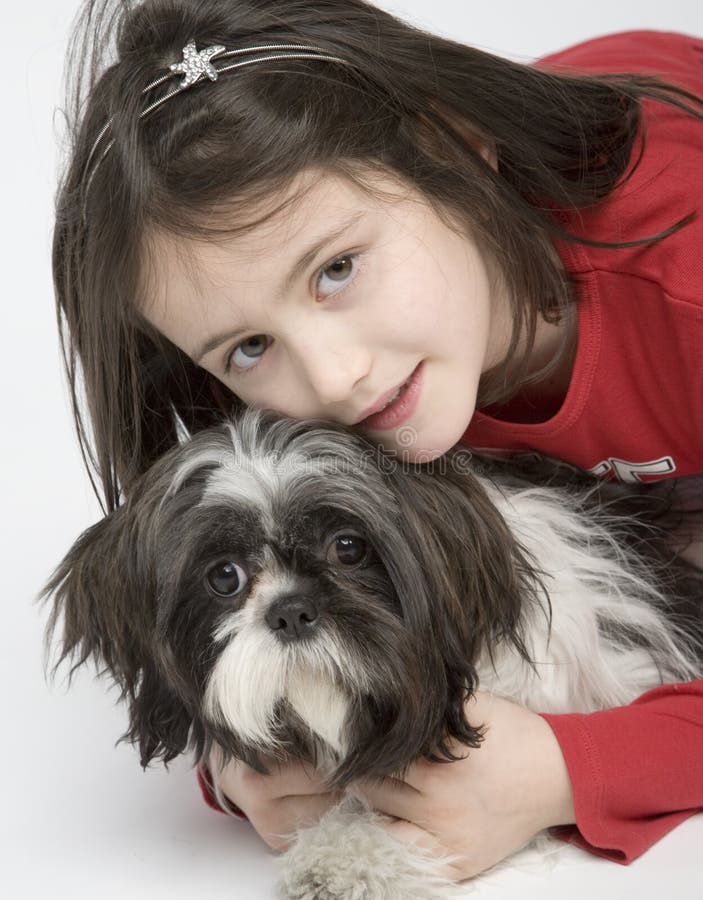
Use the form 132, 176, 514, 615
192, 210, 365, 364
276, 210, 365, 300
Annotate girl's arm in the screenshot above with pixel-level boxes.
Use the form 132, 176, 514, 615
541, 679, 703, 862
354, 684, 703, 878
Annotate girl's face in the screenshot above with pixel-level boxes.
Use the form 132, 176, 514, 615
142, 168, 511, 461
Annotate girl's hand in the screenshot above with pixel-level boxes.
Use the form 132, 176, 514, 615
353, 691, 576, 880
212, 750, 343, 851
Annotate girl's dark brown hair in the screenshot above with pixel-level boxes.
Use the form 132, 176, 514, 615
54, 0, 703, 512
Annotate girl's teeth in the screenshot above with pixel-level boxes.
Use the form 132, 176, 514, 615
382, 377, 410, 410
384, 389, 401, 408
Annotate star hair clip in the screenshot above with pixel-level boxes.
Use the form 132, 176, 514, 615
169, 40, 226, 87
83, 40, 349, 206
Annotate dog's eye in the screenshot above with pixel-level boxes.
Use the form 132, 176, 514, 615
326, 533, 370, 567
206, 561, 248, 597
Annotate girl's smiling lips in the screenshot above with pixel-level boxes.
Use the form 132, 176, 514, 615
354, 362, 423, 430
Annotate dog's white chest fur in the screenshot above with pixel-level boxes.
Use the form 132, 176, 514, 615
285, 667, 349, 757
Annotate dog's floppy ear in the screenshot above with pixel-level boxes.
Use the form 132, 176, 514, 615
42, 505, 145, 688
378, 450, 549, 760
385, 451, 546, 660
40, 501, 194, 767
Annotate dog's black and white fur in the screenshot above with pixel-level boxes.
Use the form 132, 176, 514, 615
43, 409, 703, 899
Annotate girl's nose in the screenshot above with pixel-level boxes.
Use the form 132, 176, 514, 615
291, 332, 372, 407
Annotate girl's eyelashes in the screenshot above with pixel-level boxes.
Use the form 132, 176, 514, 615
223, 252, 362, 376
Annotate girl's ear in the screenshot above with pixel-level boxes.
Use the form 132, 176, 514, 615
413, 100, 498, 172
40, 504, 194, 766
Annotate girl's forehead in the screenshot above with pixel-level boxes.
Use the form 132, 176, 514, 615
142, 167, 418, 308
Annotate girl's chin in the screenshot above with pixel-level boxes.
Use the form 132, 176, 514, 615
364, 427, 459, 464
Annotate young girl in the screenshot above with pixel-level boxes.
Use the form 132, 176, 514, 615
54, 0, 703, 882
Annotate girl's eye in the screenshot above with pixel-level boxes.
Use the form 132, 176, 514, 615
316, 254, 359, 297
226, 334, 272, 373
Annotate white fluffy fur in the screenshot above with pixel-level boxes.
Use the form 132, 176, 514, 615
163, 422, 309, 529
280, 796, 464, 900
477, 483, 700, 712
286, 667, 350, 758
205, 613, 290, 747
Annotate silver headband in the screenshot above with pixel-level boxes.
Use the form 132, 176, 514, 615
84, 40, 348, 195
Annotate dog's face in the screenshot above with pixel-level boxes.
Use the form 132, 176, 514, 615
44, 411, 535, 785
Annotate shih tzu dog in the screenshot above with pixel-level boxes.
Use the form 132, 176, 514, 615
42, 409, 703, 899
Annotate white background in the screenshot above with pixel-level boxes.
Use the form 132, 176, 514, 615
4, 1, 702, 898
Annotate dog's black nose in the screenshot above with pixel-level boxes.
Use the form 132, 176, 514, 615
265, 595, 319, 641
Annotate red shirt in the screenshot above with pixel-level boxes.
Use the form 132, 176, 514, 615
463, 31, 703, 483
542, 680, 703, 862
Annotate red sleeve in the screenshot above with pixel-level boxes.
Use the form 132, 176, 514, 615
540, 679, 703, 863
196, 762, 249, 820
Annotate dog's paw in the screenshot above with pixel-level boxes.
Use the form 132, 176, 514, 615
279, 795, 460, 900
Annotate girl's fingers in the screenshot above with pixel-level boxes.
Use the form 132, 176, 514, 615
216, 754, 333, 800
214, 758, 344, 851
353, 775, 422, 823
259, 756, 333, 796
381, 818, 433, 846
